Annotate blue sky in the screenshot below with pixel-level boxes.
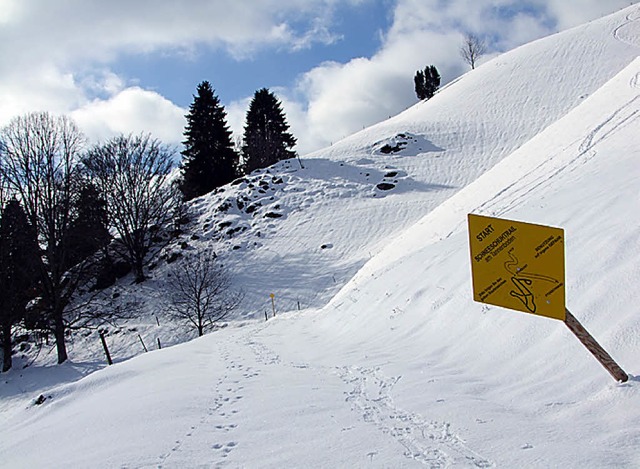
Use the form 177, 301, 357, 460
108, 2, 392, 108
0, 0, 634, 155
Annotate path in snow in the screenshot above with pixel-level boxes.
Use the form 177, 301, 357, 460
337, 365, 493, 468
155, 348, 245, 467
173, 319, 495, 467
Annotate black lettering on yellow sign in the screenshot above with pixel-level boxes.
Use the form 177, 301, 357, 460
476, 223, 494, 242
473, 226, 517, 263
468, 214, 565, 321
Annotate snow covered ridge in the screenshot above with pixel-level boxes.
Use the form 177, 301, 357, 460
1, 5, 640, 467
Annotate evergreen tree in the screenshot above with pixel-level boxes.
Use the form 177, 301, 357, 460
414, 65, 441, 100
414, 69, 427, 100
241, 88, 296, 174
424, 65, 441, 99
0, 200, 40, 372
180, 81, 238, 201
65, 181, 111, 269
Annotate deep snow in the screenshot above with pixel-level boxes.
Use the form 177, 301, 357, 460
1, 5, 639, 468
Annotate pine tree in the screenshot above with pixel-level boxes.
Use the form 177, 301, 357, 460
241, 88, 296, 174
424, 65, 441, 99
180, 81, 239, 201
414, 65, 441, 100
0, 200, 40, 372
414, 69, 427, 100
65, 181, 111, 269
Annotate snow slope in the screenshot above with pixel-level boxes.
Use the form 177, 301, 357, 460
1, 5, 639, 468
185, 3, 640, 314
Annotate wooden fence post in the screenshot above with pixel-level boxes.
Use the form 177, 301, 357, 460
138, 334, 148, 353
99, 331, 113, 366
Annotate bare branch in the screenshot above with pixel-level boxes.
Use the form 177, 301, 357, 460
460, 33, 487, 70
83, 133, 179, 282
167, 251, 243, 336
0, 112, 89, 363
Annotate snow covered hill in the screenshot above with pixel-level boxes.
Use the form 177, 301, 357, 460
185, 2, 640, 314
1, 5, 639, 468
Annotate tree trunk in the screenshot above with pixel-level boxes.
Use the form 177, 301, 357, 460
53, 311, 68, 364
2, 322, 12, 373
133, 257, 146, 283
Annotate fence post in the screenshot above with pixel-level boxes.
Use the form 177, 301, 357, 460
138, 334, 148, 353
99, 331, 113, 366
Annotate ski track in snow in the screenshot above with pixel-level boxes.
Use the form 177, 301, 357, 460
337, 366, 493, 468
578, 97, 640, 155
612, 8, 640, 48
480, 82, 640, 218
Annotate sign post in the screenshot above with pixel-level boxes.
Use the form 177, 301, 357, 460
270, 293, 276, 317
468, 213, 627, 382
564, 309, 628, 382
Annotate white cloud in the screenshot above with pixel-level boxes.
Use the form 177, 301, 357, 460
0, 64, 85, 122
0, 1, 357, 68
0, 0, 362, 146
71, 88, 186, 145
273, 0, 635, 153
544, 0, 633, 30
0, 0, 634, 156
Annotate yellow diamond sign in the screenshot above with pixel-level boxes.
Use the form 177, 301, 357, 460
468, 214, 565, 320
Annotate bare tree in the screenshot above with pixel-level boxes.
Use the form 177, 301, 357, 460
167, 251, 243, 336
460, 33, 486, 70
84, 133, 179, 283
0, 112, 87, 364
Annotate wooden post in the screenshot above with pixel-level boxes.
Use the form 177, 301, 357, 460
265, 311, 268, 322
157, 338, 162, 350
99, 331, 113, 366
138, 334, 148, 352
564, 309, 628, 383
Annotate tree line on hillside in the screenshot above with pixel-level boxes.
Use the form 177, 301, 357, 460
180, 83, 296, 201
0, 85, 296, 370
